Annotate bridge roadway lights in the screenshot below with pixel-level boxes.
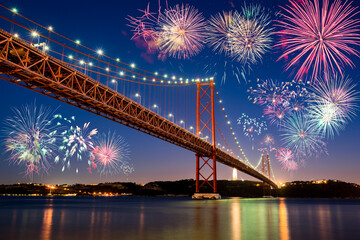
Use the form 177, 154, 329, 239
192, 193, 221, 200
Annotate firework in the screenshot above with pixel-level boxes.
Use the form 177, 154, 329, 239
281, 113, 326, 158
204, 58, 246, 84
248, 79, 289, 107
206, 11, 236, 55
258, 134, 277, 153
248, 79, 289, 126
248, 79, 312, 125
91, 131, 133, 176
4, 104, 59, 179
286, 79, 312, 112
127, 3, 159, 42
277, 0, 360, 81
263, 105, 289, 126
237, 113, 267, 146
205, 11, 247, 84
308, 75, 359, 138
156, 4, 207, 59
228, 5, 272, 65
276, 148, 298, 171
56, 115, 98, 172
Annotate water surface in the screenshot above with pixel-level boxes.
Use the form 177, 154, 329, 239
0, 197, 359, 240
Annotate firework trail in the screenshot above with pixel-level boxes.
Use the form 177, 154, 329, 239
228, 4, 272, 66
4, 103, 59, 179
281, 112, 327, 159
156, 4, 207, 59
276, 148, 298, 171
90, 131, 133, 176
237, 113, 267, 149
308, 75, 359, 138
56, 115, 98, 172
204, 57, 247, 84
277, 0, 360, 81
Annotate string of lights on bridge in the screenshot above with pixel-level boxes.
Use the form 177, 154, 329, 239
6, 6, 215, 87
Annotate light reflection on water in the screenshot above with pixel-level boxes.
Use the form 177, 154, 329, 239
1, 197, 360, 240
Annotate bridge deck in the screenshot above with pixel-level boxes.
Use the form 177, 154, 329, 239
0, 29, 278, 188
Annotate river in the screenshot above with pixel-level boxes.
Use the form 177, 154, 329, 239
0, 197, 359, 240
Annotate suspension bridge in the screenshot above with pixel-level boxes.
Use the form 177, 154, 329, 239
0, 6, 278, 198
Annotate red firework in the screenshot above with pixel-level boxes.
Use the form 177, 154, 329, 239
277, 0, 360, 81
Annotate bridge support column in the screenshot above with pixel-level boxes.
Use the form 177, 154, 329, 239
261, 154, 272, 197
192, 79, 220, 200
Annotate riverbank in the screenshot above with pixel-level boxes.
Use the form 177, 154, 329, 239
1, 179, 359, 198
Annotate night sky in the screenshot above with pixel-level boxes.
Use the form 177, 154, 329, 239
0, 0, 359, 185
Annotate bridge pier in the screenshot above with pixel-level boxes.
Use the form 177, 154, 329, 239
192, 193, 221, 200
193, 80, 221, 200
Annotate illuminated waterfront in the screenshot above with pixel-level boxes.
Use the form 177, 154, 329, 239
1, 197, 359, 240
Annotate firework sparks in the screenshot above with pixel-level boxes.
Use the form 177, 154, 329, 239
4, 104, 59, 179
237, 113, 267, 148
156, 4, 207, 59
206, 11, 235, 55
258, 134, 277, 153
127, 3, 159, 42
204, 11, 247, 84
228, 4, 272, 65
277, 0, 360, 81
308, 75, 359, 138
281, 112, 327, 159
91, 131, 133, 176
276, 148, 298, 171
248, 79, 312, 125
56, 115, 98, 172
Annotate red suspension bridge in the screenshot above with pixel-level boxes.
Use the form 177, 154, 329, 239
0, 6, 278, 197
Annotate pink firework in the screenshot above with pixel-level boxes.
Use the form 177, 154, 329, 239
276, 148, 298, 171
90, 131, 133, 176
127, 3, 159, 42
277, 0, 360, 81
263, 105, 289, 126
156, 4, 207, 59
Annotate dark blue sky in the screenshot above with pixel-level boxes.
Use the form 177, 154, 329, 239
0, 0, 359, 185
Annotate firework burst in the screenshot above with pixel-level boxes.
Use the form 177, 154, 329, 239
276, 148, 298, 171
258, 134, 277, 153
237, 113, 267, 148
308, 75, 359, 138
156, 4, 207, 59
56, 115, 98, 172
91, 131, 133, 176
206, 11, 236, 55
277, 0, 360, 81
4, 104, 59, 179
248, 79, 312, 125
228, 5, 272, 65
281, 113, 327, 158
127, 3, 159, 42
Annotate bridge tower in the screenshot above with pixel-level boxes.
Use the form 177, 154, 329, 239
193, 79, 220, 200
261, 154, 272, 196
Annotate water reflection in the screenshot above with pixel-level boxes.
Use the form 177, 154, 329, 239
41, 202, 53, 240
317, 205, 333, 240
231, 200, 241, 240
139, 204, 144, 240
1, 197, 359, 240
279, 198, 290, 240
